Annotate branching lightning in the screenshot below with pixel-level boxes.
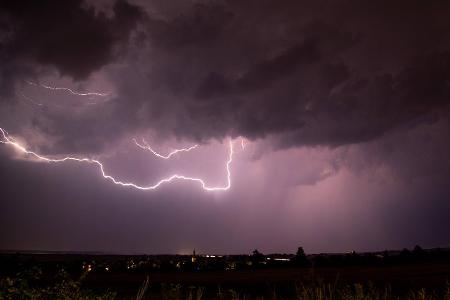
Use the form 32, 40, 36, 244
26, 81, 109, 97
133, 138, 198, 159
18, 91, 44, 106
0, 127, 234, 191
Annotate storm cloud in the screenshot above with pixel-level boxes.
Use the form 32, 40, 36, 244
0, 0, 449, 151
0, 0, 450, 253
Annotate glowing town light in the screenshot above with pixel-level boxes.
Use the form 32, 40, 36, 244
0, 127, 235, 192
133, 138, 198, 159
26, 81, 109, 97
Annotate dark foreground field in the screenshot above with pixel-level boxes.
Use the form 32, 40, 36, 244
1, 251, 450, 299
81, 263, 450, 299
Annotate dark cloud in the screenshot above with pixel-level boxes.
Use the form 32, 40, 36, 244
101, 0, 450, 147
0, 0, 143, 152
196, 37, 322, 98
2, 0, 450, 151
147, 3, 234, 49
274, 51, 450, 148
0, 0, 143, 79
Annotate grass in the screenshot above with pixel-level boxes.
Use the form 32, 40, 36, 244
294, 282, 440, 300
0, 268, 116, 300
1, 270, 449, 299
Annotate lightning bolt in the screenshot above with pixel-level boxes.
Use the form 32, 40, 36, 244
133, 138, 198, 159
0, 128, 234, 191
18, 91, 44, 106
26, 81, 109, 97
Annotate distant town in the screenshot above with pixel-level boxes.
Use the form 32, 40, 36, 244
2, 245, 449, 275
2, 246, 450, 298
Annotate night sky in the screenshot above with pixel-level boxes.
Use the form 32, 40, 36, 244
1, 0, 450, 254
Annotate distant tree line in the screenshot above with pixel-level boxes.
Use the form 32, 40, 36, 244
1, 245, 449, 275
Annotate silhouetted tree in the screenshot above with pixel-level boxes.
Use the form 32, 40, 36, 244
413, 245, 425, 260
293, 247, 309, 267
382, 250, 390, 264
251, 249, 265, 267
399, 248, 412, 263
296, 247, 306, 258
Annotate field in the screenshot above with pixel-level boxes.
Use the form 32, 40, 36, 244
86, 263, 450, 298
1, 251, 450, 299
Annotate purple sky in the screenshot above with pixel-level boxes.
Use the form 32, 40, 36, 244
0, 0, 450, 254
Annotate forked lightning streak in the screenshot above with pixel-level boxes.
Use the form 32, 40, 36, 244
0, 128, 235, 191
133, 138, 198, 159
26, 81, 109, 97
